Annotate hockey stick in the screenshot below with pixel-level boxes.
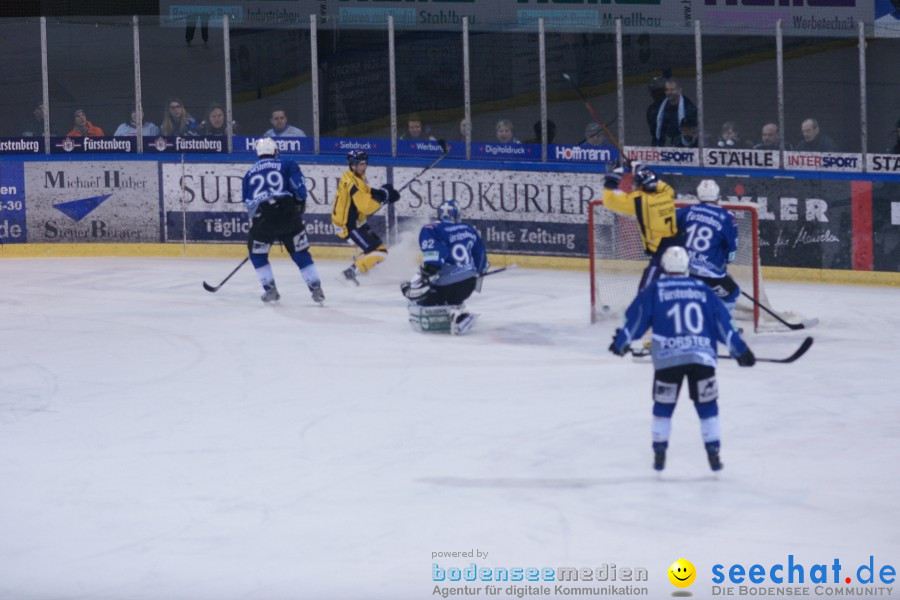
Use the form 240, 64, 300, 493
482, 264, 518, 277
202, 257, 249, 293
717, 336, 814, 364
629, 336, 813, 363
396, 139, 449, 193
561, 73, 625, 163
739, 289, 819, 330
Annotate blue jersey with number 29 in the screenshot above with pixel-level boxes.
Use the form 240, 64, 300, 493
613, 276, 748, 370
241, 157, 307, 220
419, 221, 487, 286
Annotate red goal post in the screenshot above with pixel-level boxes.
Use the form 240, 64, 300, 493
588, 199, 763, 330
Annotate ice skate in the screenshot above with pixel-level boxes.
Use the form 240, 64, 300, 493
309, 281, 325, 305
653, 442, 666, 471
261, 283, 280, 303
339, 266, 360, 286
706, 442, 722, 472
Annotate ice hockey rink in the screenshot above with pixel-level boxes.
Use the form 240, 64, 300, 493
1, 252, 897, 600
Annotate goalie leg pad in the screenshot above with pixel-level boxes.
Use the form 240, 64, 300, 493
408, 304, 456, 333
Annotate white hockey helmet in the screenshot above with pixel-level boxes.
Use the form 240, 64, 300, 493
255, 137, 278, 158
697, 179, 720, 202
661, 246, 690, 276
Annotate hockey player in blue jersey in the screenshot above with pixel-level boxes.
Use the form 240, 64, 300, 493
676, 179, 740, 313
609, 246, 755, 472
241, 137, 324, 304
401, 199, 488, 335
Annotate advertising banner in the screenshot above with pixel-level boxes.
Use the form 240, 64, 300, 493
667, 173, 853, 270
0, 137, 43, 155
394, 166, 856, 268
319, 137, 392, 157
160, 162, 387, 244
394, 166, 602, 257
866, 153, 900, 174
142, 136, 228, 154
158, 0, 871, 36
470, 142, 541, 162
548, 144, 618, 166
49, 136, 137, 154
703, 148, 778, 170
871, 180, 900, 271
233, 136, 314, 155
625, 146, 700, 167
0, 162, 26, 244
397, 139, 465, 160
784, 151, 862, 172
23, 162, 160, 243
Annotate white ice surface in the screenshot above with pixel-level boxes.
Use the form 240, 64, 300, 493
0, 255, 897, 600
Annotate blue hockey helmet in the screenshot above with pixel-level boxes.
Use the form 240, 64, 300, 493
438, 199, 461, 223
633, 165, 659, 192
347, 150, 368, 167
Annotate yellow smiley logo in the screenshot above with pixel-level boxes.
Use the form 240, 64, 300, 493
668, 558, 696, 588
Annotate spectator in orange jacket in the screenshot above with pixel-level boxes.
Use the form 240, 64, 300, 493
68, 109, 105, 137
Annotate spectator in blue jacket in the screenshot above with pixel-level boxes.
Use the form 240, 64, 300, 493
160, 97, 197, 136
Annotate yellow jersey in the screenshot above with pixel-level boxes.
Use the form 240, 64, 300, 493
331, 169, 383, 238
601, 180, 677, 253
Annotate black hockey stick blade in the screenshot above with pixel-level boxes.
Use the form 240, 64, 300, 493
718, 336, 814, 364
203, 257, 249, 293
740, 290, 817, 330
482, 264, 518, 277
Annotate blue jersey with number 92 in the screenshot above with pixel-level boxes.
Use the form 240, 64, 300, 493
241, 157, 307, 220
419, 221, 487, 286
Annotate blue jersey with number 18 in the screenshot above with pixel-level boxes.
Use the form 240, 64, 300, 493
241, 157, 307, 220
613, 276, 749, 370
419, 221, 487, 286
675, 203, 738, 278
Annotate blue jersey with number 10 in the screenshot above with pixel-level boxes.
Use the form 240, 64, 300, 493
675, 203, 738, 278
419, 221, 487, 286
241, 157, 307, 220
613, 276, 748, 370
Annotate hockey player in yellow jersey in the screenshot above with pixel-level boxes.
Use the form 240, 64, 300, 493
331, 150, 400, 285
602, 161, 680, 290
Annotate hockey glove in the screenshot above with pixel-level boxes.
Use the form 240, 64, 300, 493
603, 170, 623, 190
381, 183, 401, 204
370, 187, 389, 204
608, 329, 627, 357
736, 349, 756, 367
402, 269, 432, 300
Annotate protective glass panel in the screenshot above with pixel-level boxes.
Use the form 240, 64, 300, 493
547, 31, 617, 156
621, 33, 696, 150
0, 18, 43, 139
139, 15, 228, 139
783, 36, 860, 153
702, 33, 779, 154
866, 35, 900, 155
228, 24, 313, 141
316, 26, 391, 142
46, 16, 134, 139
469, 31, 540, 151
395, 30, 463, 146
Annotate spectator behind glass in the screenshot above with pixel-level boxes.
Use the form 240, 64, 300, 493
195, 103, 236, 136
525, 119, 556, 144
457, 118, 471, 141
796, 118, 838, 152
400, 114, 436, 141
113, 107, 160, 137
160, 97, 197, 136
645, 76, 666, 145
582, 122, 605, 146
670, 115, 701, 148
495, 119, 520, 144
753, 123, 792, 151
264, 107, 306, 137
22, 101, 45, 137
67, 109, 104, 137
715, 121, 751, 149
652, 79, 697, 147
888, 117, 900, 154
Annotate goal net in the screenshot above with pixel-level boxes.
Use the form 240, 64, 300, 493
589, 200, 793, 332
